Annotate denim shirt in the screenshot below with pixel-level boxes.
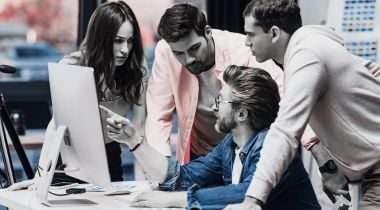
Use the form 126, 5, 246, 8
159, 128, 321, 210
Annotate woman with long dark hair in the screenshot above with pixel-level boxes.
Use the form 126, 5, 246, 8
57, 1, 147, 181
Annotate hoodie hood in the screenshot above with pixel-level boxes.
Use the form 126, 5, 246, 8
284, 25, 345, 65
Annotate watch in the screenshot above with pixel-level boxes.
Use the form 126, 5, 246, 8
319, 159, 337, 173
129, 135, 144, 152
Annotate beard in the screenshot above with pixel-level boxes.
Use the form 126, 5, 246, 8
215, 117, 236, 133
186, 62, 206, 74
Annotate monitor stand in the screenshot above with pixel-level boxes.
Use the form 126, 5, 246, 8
35, 125, 97, 207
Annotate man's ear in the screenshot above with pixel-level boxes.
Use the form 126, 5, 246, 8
270, 26, 281, 43
205, 25, 212, 39
237, 108, 248, 121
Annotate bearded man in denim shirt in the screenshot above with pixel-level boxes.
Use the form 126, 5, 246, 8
101, 65, 320, 210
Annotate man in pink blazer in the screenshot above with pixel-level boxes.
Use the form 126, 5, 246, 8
145, 3, 284, 164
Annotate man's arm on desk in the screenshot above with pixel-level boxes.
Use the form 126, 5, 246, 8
131, 191, 187, 208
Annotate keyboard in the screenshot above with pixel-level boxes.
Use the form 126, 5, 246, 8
85, 183, 137, 196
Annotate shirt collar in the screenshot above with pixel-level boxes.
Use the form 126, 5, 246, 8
229, 127, 269, 155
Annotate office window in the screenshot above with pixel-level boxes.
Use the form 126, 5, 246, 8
0, 0, 78, 81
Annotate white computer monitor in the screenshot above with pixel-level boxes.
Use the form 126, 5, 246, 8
35, 63, 111, 206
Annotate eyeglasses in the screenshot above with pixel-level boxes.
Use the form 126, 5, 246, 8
214, 95, 233, 110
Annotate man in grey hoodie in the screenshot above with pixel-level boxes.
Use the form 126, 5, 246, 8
225, 0, 380, 210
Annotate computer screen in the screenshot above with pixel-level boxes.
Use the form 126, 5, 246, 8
35, 63, 111, 206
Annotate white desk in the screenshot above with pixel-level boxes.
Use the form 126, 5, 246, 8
0, 181, 183, 210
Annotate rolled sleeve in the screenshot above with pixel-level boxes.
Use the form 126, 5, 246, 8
187, 183, 249, 210
159, 157, 182, 191
187, 184, 203, 210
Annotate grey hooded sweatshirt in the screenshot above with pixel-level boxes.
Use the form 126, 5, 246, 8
246, 25, 380, 202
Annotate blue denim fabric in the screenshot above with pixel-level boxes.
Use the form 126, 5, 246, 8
159, 128, 320, 210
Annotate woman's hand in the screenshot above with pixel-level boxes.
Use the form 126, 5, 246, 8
99, 105, 138, 146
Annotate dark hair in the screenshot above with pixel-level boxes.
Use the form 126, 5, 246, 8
80, 1, 145, 104
243, 0, 302, 35
223, 65, 280, 131
157, 3, 207, 42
